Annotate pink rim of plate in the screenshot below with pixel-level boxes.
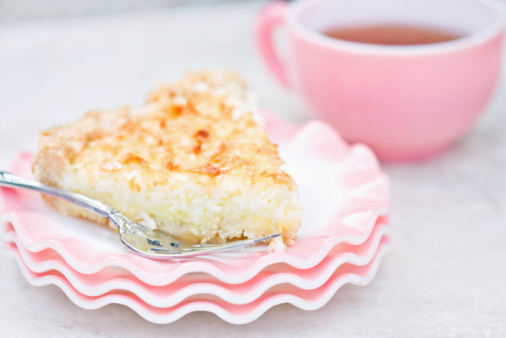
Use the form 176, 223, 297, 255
0, 110, 390, 285
4, 239, 389, 325
3, 221, 390, 306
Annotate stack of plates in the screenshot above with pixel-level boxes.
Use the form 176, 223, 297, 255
1, 111, 390, 324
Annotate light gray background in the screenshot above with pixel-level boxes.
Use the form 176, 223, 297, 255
0, 0, 249, 22
1, 1, 506, 337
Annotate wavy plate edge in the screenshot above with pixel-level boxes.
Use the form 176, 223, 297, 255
4, 241, 390, 325
3, 224, 390, 306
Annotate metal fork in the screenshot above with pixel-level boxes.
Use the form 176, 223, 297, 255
0, 171, 280, 259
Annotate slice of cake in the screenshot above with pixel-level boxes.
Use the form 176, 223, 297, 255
33, 70, 301, 245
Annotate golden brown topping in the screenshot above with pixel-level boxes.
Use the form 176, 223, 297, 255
40, 70, 294, 188
195, 129, 209, 138
193, 163, 221, 177
123, 155, 146, 166
193, 141, 202, 155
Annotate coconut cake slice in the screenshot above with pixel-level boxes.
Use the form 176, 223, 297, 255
33, 71, 301, 245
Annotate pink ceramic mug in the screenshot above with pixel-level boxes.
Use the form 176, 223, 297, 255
257, 0, 505, 161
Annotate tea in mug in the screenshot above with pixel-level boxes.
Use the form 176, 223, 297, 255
323, 24, 463, 45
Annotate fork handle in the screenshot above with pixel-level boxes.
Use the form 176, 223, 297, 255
0, 171, 111, 218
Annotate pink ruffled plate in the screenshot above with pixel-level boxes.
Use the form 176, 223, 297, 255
3, 220, 389, 306
4, 235, 389, 324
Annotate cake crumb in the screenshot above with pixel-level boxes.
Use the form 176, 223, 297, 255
268, 237, 286, 253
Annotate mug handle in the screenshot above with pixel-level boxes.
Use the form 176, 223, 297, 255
257, 1, 290, 89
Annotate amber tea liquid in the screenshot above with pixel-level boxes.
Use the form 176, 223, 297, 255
322, 24, 463, 45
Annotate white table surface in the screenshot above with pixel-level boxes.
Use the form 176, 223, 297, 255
1, 2, 506, 337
